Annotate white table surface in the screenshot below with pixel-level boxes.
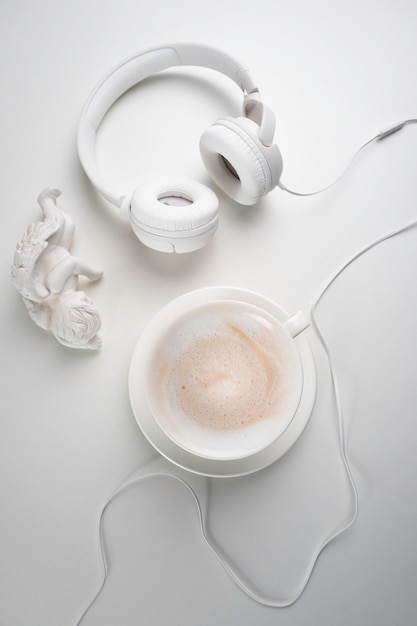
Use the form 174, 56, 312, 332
1, 1, 417, 624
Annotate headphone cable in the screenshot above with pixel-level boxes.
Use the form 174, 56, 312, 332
278, 118, 417, 197
74, 213, 417, 623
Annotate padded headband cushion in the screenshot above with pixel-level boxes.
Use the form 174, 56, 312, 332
200, 118, 270, 205
130, 178, 219, 232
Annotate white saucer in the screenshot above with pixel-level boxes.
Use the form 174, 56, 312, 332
129, 287, 317, 477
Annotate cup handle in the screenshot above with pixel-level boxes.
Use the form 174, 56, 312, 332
284, 311, 310, 338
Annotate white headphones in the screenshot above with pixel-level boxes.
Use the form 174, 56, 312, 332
77, 43, 283, 253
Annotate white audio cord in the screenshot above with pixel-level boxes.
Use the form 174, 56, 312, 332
75, 121, 417, 623
75, 214, 417, 623
278, 119, 417, 196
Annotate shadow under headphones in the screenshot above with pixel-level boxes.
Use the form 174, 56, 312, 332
77, 43, 283, 253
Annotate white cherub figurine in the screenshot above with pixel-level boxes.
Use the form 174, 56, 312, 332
11, 188, 103, 349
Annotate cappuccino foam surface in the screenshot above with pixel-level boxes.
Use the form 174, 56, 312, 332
148, 301, 301, 457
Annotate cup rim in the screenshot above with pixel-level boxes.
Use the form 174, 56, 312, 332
138, 292, 306, 461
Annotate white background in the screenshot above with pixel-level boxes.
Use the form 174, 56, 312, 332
1, 1, 417, 624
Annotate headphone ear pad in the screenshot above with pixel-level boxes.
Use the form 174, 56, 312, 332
129, 177, 219, 253
200, 118, 272, 205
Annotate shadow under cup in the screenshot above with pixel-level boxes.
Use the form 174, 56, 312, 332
144, 299, 308, 461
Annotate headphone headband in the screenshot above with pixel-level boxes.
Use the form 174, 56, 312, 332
77, 44, 259, 208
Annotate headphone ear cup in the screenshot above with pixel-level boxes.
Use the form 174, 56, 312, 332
200, 117, 282, 205
129, 177, 219, 253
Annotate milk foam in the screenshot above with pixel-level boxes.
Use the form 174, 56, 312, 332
148, 301, 302, 458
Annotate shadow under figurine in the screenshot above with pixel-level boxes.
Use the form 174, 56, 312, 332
11, 188, 103, 349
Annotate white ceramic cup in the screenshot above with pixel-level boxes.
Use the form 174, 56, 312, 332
138, 292, 309, 461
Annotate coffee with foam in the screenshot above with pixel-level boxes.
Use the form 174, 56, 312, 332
146, 300, 304, 460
